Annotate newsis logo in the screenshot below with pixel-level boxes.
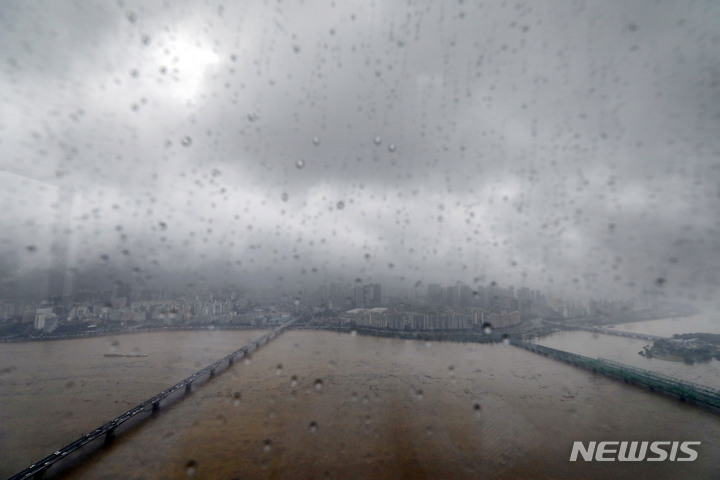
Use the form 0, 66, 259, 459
570, 441, 700, 462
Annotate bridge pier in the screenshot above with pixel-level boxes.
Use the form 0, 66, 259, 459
210, 367, 215, 377
228, 357, 234, 366
185, 382, 192, 393
32, 468, 47, 480
152, 401, 160, 414
104, 427, 116, 445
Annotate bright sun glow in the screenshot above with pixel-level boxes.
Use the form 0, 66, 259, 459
153, 33, 220, 100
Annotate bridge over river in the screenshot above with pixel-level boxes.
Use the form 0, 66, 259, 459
6, 319, 296, 480
543, 321, 664, 342
511, 339, 720, 411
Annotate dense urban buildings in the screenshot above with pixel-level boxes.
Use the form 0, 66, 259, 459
0, 278, 632, 339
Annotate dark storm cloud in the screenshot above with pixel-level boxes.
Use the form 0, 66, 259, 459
1, 0, 720, 302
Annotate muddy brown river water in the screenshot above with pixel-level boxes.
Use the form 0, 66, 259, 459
2, 328, 720, 479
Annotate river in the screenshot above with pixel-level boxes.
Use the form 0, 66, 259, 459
535, 312, 720, 389
1, 324, 720, 479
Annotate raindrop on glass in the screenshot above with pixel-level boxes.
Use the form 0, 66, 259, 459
233, 391, 241, 406
276, 364, 283, 375
309, 421, 318, 433
263, 439, 273, 452
336, 201, 345, 210
290, 375, 298, 387
314, 378, 324, 390
312, 136, 321, 146
281, 192, 289, 202
373, 136, 382, 146
185, 459, 198, 477
181, 136, 192, 147
482, 323, 493, 335
388, 143, 396, 152
295, 159, 305, 169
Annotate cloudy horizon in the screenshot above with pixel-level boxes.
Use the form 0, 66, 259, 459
2, 0, 720, 304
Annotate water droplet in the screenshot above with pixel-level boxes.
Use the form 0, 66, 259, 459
185, 459, 198, 476
388, 143, 396, 152
482, 323, 493, 334
416, 388, 424, 400
309, 421, 318, 433
281, 192, 289, 202
373, 136, 382, 146
233, 391, 241, 406
473, 403, 482, 417
448, 365, 455, 377
312, 136, 321, 146
293, 298, 300, 306
350, 330, 357, 336
501, 333, 510, 345
295, 159, 305, 169
655, 277, 666, 287
336, 201, 345, 210
64, 380, 75, 389
314, 378, 324, 390
351, 392, 358, 402
263, 439, 273, 452
181, 136, 192, 147
216, 414, 227, 425
290, 375, 298, 387
426, 426, 433, 436
276, 364, 283, 375
25, 245, 37, 253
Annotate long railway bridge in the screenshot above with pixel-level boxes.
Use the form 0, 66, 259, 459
7, 318, 296, 480
511, 339, 720, 410
543, 321, 663, 342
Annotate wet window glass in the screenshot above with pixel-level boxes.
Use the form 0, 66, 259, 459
1, 1, 719, 479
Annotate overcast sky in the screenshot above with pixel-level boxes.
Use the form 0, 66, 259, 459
1, 0, 719, 303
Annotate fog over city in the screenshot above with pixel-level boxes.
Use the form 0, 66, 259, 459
2, 0, 719, 303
